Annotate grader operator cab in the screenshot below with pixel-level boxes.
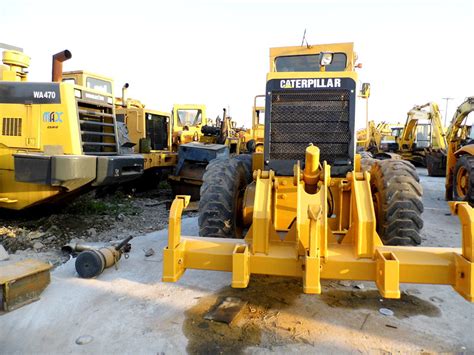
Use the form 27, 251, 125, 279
163, 42, 474, 303
0, 49, 144, 210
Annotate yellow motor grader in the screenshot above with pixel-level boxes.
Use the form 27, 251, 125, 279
162, 43, 473, 302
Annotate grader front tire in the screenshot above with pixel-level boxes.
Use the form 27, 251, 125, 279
368, 160, 424, 246
198, 156, 252, 238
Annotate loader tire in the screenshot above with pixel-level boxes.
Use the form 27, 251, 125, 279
452, 155, 474, 202
199, 156, 252, 238
369, 159, 423, 246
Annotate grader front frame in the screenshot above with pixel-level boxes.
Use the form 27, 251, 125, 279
163, 150, 474, 302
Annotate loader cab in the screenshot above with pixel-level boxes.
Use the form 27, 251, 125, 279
115, 98, 172, 153
62, 71, 114, 101
264, 43, 357, 176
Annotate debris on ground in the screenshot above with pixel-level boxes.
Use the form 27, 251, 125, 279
379, 308, 394, 316
0, 244, 9, 261
0, 186, 197, 267
143, 248, 155, 257
204, 297, 248, 324
75, 335, 94, 345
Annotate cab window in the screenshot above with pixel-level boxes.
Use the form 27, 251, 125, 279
275, 53, 347, 72
177, 109, 202, 127
86, 77, 112, 94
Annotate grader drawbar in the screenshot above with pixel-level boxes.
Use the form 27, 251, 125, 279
162, 42, 473, 302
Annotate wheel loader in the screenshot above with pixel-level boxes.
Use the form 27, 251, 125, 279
113, 85, 177, 187
0, 49, 144, 210
162, 43, 474, 302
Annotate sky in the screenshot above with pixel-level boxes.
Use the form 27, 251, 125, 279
1, 0, 473, 129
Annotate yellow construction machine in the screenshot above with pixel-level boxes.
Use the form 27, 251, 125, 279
113, 85, 177, 185
426, 97, 474, 202
395, 102, 446, 174
162, 42, 474, 302
0, 49, 144, 210
168, 106, 232, 200
171, 104, 207, 150
356, 120, 392, 153
244, 95, 265, 153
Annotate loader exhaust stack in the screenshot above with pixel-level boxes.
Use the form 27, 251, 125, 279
52, 50, 72, 82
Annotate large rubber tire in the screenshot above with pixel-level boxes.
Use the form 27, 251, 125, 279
368, 160, 424, 246
361, 157, 377, 173
452, 155, 474, 202
246, 139, 256, 153
199, 156, 252, 238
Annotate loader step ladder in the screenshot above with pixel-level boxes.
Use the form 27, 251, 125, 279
77, 98, 119, 155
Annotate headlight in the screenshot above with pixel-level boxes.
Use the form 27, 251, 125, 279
107, 97, 113, 104
74, 89, 82, 98
320, 52, 333, 66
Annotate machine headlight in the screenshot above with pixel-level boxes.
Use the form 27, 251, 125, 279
107, 97, 113, 104
74, 89, 82, 98
320, 52, 333, 66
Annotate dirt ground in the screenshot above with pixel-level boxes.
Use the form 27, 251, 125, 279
0, 169, 473, 354
0, 184, 196, 267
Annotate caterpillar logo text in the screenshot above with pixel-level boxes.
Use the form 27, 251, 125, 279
280, 78, 341, 89
43, 111, 64, 123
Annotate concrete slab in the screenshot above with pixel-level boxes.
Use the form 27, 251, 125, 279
1, 170, 473, 354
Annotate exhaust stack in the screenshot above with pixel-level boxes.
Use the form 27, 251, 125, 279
122, 83, 129, 107
52, 50, 72, 82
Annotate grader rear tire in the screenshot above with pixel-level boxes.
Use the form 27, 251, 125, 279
368, 160, 424, 246
198, 156, 252, 238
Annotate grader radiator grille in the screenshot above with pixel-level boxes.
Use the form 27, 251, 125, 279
77, 98, 119, 155
269, 90, 351, 164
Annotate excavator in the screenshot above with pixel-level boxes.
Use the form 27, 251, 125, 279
426, 97, 474, 202
396, 102, 446, 175
162, 42, 474, 303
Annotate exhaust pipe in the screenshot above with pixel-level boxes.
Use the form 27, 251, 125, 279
52, 50, 72, 82
122, 83, 129, 107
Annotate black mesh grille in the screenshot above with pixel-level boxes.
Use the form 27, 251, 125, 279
269, 90, 351, 164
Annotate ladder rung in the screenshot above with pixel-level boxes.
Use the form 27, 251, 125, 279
80, 120, 115, 127
81, 131, 116, 137
77, 98, 113, 108
79, 109, 114, 118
